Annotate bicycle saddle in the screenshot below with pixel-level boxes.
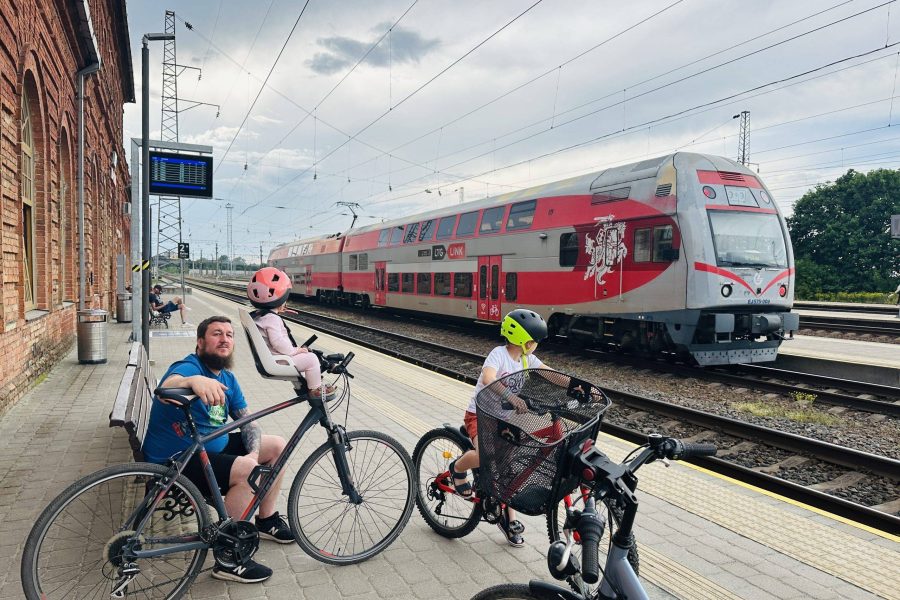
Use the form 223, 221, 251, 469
155, 387, 198, 407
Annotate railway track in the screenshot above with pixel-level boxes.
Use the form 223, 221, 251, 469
184, 277, 900, 534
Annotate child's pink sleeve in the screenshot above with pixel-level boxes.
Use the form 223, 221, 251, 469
256, 314, 296, 355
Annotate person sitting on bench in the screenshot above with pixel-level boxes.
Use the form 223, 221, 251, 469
150, 284, 192, 327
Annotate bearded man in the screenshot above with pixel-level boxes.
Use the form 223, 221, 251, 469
142, 316, 290, 584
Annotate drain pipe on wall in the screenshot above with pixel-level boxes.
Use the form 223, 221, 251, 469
75, 0, 100, 311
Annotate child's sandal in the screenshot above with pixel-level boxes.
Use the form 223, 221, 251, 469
448, 459, 473, 499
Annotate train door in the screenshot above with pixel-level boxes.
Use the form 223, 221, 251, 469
374, 262, 387, 305
477, 255, 503, 321
305, 265, 313, 296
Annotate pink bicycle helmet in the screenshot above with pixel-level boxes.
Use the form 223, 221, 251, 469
247, 267, 292, 309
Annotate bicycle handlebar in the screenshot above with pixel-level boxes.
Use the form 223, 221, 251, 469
575, 498, 605, 585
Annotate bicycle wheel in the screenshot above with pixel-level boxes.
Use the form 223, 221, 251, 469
413, 427, 484, 538
470, 583, 542, 599
21, 462, 210, 600
287, 429, 414, 565
547, 492, 640, 593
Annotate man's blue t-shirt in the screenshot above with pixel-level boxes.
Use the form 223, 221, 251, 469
142, 353, 248, 464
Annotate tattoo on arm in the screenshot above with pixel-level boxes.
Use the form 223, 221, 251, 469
233, 407, 262, 455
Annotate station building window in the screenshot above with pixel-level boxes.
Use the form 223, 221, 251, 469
456, 211, 478, 237
479, 206, 504, 234
559, 232, 579, 267
506, 200, 536, 230
417, 272, 431, 295
21, 89, 36, 310
401, 273, 414, 293
453, 272, 472, 297
436, 215, 456, 240
434, 273, 451, 296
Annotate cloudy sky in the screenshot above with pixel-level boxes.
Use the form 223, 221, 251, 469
123, 0, 900, 263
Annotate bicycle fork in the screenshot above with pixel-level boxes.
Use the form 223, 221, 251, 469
329, 424, 363, 504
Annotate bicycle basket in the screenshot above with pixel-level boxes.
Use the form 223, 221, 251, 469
474, 368, 611, 515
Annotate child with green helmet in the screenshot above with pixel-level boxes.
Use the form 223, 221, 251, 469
451, 308, 549, 547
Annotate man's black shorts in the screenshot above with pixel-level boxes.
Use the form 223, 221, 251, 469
180, 432, 247, 498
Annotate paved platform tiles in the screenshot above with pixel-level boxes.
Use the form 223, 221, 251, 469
0, 288, 894, 600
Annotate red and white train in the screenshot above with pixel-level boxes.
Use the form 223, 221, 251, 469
269, 152, 799, 365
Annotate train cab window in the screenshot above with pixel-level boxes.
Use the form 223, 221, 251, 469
404, 223, 420, 243
454, 272, 473, 297
390, 226, 405, 245
419, 219, 435, 241
507, 200, 536, 230
490, 265, 499, 300
387, 273, 399, 292
417, 273, 432, 294
505, 272, 517, 301
434, 273, 451, 296
349, 254, 358, 271
456, 211, 479, 237
378, 229, 390, 247
559, 232, 579, 267
724, 186, 759, 208
401, 273, 415, 293
634, 229, 651, 263
436, 215, 457, 240
479, 206, 505, 234
652, 225, 675, 262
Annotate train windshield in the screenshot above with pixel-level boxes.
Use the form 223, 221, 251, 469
708, 211, 788, 268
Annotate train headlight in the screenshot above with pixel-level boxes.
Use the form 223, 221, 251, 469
721, 284, 732, 297
779, 284, 787, 297
702, 186, 716, 199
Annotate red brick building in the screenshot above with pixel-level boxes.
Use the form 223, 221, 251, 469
0, 0, 133, 411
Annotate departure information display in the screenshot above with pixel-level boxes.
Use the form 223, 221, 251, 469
149, 151, 213, 198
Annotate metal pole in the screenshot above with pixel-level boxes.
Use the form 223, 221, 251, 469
130, 139, 141, 342
141, 38, 150, 351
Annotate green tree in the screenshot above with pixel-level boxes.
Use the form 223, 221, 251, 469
787, 168, 900, 295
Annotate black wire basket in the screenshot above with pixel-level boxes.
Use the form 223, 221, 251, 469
475, 368, 611, 516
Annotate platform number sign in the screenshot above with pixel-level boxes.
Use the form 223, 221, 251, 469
892, 215, 900, 239
177, 243, 190, 259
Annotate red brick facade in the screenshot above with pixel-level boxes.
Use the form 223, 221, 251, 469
0, 0, 132, 412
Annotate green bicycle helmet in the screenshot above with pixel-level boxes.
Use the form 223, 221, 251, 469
500, 309, 548, 356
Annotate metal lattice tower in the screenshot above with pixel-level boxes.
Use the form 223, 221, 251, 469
225, 203, 234, 274
155, 10, 182, 278
736, 110, 750, 166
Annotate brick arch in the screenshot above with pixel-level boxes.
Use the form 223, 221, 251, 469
19, 59, 49, 311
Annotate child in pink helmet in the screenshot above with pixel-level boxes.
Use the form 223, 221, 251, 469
248, 267, 335, 400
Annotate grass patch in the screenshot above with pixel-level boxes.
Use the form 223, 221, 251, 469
735, 401, 839, 425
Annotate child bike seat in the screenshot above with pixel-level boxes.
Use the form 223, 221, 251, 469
239, 309, 303, 382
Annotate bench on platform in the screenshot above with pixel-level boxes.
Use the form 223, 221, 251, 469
110, 342, 156, 462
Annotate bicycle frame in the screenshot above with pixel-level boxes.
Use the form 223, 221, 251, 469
127, 390, 357, 560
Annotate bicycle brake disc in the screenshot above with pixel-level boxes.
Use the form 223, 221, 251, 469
212, 520, 259, 569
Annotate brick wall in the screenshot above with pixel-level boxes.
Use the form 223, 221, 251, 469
0, 0, 132, 413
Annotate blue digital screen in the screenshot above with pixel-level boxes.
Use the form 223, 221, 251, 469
149, 151, 213, 198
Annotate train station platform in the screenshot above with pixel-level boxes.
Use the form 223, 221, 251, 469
0, 288, 897, 599
776, 335, 900, 387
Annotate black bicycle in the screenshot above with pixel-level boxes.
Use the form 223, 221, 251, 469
21, 335, 415, 599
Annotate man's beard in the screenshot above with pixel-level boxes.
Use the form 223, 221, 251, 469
198, 347, 233, 371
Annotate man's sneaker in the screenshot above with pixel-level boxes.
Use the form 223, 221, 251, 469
256, 512, 295, 544
211, 560, 272, 583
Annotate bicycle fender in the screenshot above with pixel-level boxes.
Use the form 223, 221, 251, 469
528, 580, 583, 600
440, 422, 474, 451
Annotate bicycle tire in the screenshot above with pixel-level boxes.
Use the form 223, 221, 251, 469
287, 429, 414, 565
413, 427, 484, 538
470, 583, 543, 599
547, 493, 640, 594
21, 462, 210, 600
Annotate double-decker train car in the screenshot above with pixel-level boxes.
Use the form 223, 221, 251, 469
269, 152, 800, 365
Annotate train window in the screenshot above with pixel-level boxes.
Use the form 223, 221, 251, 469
387, 273, 399, 292
634, 229, 651, 263
559, 232, 579, 267
436, 215, 457, 240
724, 186, 759, 207
378, 229, 390, 247
505, 272, 517, 301
417, 272, 432, 294
507, 200, 536, 230
652, 225, 674, 262
390, 225, 405, 245
404, 222, 420, 243
402, 273, 415, 293
349, 254, 358, 271
479, 265, 487, 299
419, 219, 435, 241
375, 268, 385, 291
490, 265, 499, 300
480, 206, 505, 234
358, 253, 368, 270
456, 211, 479, 237
454, 272, 473, 297
434, 273, 451, 296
